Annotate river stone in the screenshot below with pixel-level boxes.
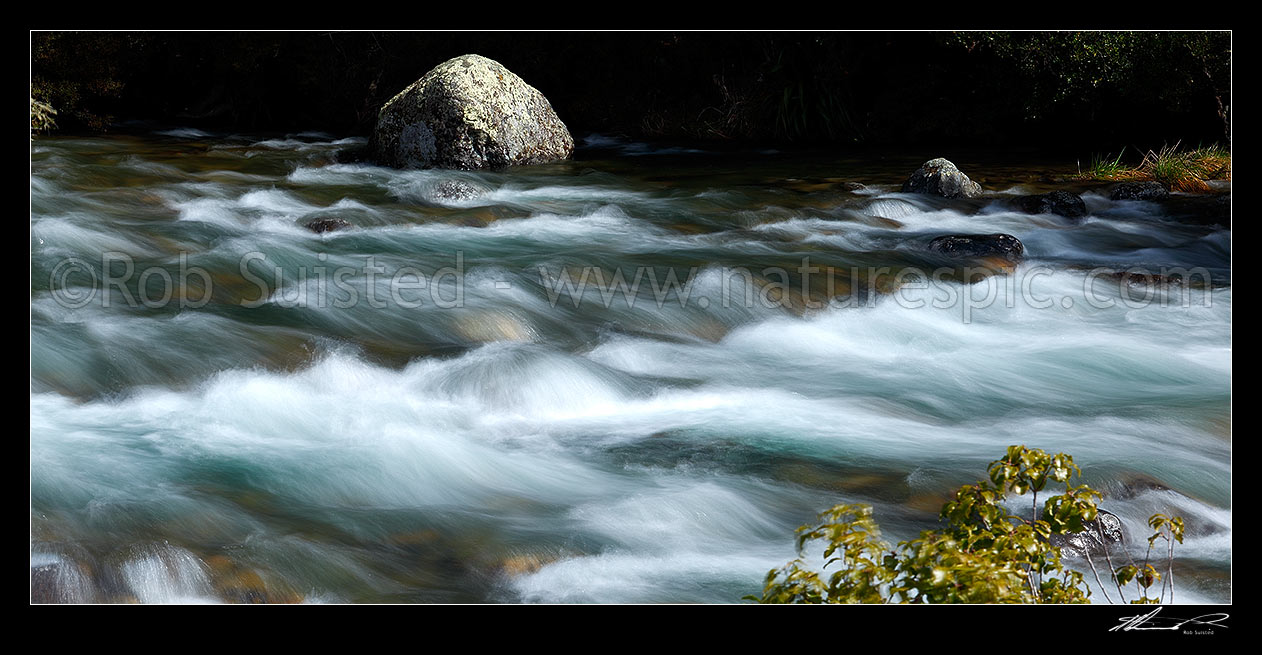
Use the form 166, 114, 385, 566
1013, 191, 1087, 219
305, 218, 351, 233
1051, 508, 1125, 559
432, 179, 483, 202
927, 233, 1025, 260
371, 54, 574, 170
1105, 474, 1171, 500
1110, 181, 1169, 201
902, 158, 983, 198
1160, 193, 1231, 227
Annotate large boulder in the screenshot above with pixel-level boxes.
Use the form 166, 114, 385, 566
1013, 191, 1087, 220
927, 233, 1025, 260
370, 54, 574, 170
902, 158, 983, 198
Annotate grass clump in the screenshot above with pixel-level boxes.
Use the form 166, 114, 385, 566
1184, 143, 1231, 182
1078, 142, 1230, 192
1140, 143, 1229, 192
1082, 150, 1137, 181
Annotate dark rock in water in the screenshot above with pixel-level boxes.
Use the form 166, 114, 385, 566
1159, 193, 1231, 227
1052, 508, 1126, 559
305, 218, 351, 234
1013, 191, 1087, 220
331, 141, 371, 164
1110, 181, 1169, 201
370, 54, 574, 170
1213, 193, 1231, 224
927, 233, 1025, 260
433, 179, 483, 202
902, 158, 983, 198
1108, 269, 1209, 289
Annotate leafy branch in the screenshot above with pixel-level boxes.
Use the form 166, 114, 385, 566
749, 445, 1185, 604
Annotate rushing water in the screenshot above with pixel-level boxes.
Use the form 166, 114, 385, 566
30, 130, 1231, 603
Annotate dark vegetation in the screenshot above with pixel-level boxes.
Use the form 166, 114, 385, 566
31, 31, 1229, 150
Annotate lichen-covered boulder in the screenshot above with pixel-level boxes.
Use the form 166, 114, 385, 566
370, 54, 574, 170
1013, 191, 1087, 220
927, 233, 1025, 260
902, 158, 983, 198
1110, 181, 1168, 201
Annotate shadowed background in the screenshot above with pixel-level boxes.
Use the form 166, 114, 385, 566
31, 31, 1230, 150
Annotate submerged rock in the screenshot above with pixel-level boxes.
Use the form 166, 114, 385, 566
927, 233, 1025, 260
1052, 508, 1125, 559
370, 54, 574, 170
496, 552, 559, 578
331, 141, 371, 164
902, 158, 983, 198
453, 310, 535, 343
1104, 474, 1171, 501
1013, 191, 1087, 220
305, 218, 351, 233
1159, 193, 1231, 227
1110, 270, 1204, 288
30, 555, 96, 604
1110, 181, 1169, 201
204, 554, 303, 604
432, 179, 484, 202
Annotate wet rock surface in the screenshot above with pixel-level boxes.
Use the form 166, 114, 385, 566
1158, 193, 1231, 227
1013, 190, 1087, 219
432, 179, 484, 202
902, 158, 983, 198
927, 233, 1025, 260
30, 555, 97, 604
305, 218, 352, 233
1110, 181, 1169, 201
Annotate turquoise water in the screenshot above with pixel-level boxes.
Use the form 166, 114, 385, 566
30, 131, 1230, 603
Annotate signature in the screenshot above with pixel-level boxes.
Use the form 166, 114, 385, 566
1110, 607, 1230, 632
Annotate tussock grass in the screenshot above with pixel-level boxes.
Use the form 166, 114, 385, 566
1187, 143, 1232, 181
1077, 142, 1230, 192
1081, 150, 1139, 181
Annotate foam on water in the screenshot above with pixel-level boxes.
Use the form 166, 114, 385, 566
30, 135, 1231, 603
119, 544, 219, 604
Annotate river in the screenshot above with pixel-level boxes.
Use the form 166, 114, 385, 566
30, 130, 1231, 603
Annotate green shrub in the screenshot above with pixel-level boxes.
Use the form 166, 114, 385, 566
750, 445, 1184, 604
